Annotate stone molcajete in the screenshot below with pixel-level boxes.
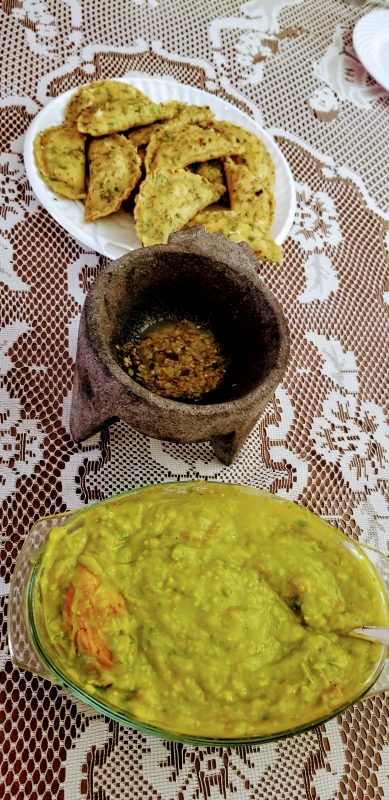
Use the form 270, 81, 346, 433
70, 228, 290, 464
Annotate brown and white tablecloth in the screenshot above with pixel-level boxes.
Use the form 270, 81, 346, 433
1, 1, 388, 798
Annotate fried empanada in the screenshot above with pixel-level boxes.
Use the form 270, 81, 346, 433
75, 85, 176, 136
66, 81, 115, 124
66, 81, 176, 129
84, 135, 142, 222
127, 121, 168, 149
134, 168, 222, 246
146, 123, 244, 174
195, 160, 226, 199
215, 122, 275, 192
33, 123, 86, 199
223, 157, 274, 231
186, 206, 283, 264
127, 104, 214, 150
169, 103, 215, 126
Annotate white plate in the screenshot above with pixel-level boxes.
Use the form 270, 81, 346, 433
24, 77, 296, 259
353, 9, 389, 93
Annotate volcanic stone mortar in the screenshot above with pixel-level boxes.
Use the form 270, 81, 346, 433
70, 228, 290, 464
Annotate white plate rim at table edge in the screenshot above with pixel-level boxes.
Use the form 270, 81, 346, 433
353, 8, 389, 93
24, 76, 296, 260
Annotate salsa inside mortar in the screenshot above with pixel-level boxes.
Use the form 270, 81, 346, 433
116, 318, 229, 401
32, 482, 388, 739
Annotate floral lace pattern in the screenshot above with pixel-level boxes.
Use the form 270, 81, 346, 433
0, 387, 45, 501
311, 392, 389, 491
309, 23, 387, 117
291, 183, 342, 251
0, 153, 39, 233
1, 2, 388, 800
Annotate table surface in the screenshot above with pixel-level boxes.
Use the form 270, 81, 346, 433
1, 1, 388, 798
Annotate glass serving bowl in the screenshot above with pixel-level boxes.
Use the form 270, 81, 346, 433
8, 482, 389, 746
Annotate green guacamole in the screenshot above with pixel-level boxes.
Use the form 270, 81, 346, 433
33, 482, 388, 739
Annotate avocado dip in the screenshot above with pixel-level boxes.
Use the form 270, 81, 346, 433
32, 482, 388, 739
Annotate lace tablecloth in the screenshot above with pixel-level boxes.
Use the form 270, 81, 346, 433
1, 1, 388, 798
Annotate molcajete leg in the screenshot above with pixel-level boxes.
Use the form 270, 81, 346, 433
70, 363, 114, 442
210, 419, 258, 465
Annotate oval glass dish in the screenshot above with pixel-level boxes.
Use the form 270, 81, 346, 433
8, 482, 389, 746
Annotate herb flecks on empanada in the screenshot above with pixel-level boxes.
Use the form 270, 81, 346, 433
223, 157, 274, 232
187, 206, 283, 264
134, 168, 222, 247
84, 135, 142, 223
33, 123, 86, 200
146, 123, 244, 174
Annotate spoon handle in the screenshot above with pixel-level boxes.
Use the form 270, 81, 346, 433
352, 626, 389, 646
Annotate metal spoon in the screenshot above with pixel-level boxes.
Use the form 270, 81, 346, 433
350, 626, 389, 646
